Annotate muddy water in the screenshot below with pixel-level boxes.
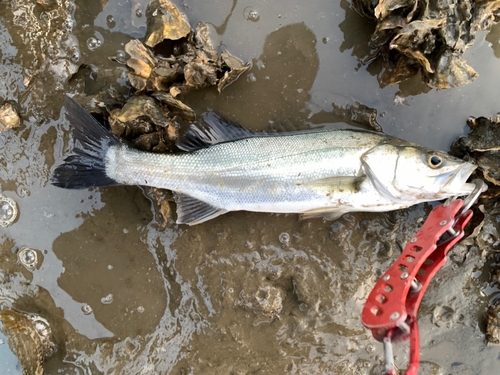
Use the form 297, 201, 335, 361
1, 0, 500, 374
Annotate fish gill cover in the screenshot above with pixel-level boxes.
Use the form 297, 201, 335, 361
351, 0, 500, 89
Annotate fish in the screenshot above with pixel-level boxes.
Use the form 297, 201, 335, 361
51, 97, 477, 225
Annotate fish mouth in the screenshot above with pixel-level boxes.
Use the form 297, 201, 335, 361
439, 162, 477, 195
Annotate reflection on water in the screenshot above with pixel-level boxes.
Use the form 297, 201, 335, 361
338, 0, 374, 64
53, 186, 165, 339
486, 21, 500, 59
184, 22, 320, 132
94, 0, 148, 38
1, 0, 500, 374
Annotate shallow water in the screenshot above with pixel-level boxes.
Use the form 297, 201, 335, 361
1, 0, 500, 374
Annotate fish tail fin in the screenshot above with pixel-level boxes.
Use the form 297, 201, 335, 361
51, 96, 123, 189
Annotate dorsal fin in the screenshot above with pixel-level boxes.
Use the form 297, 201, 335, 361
176, 111, 338, 152
176, 112, 258, 151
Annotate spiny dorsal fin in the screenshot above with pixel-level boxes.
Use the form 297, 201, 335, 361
176, 112, 257, 151
173, 192, 227, 225
176, 111, 337, 152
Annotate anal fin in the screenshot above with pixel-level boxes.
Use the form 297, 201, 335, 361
300, 209, 346, 221
173, 192, 227, 225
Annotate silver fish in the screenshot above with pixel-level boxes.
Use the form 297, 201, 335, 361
51, 97, 476, 225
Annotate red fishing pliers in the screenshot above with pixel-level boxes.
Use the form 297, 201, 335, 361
362, 179, 486, 375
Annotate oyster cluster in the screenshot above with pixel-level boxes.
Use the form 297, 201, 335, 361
452, 115, 500, 186
451, 115, 500, 344
80, 0, 250, 222
353, 0, 500, 89
97, 0, 249, 156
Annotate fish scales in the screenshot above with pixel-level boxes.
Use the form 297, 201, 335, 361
108, 131, 386, 212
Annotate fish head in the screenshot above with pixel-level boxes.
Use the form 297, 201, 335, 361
361, 142, 476, 204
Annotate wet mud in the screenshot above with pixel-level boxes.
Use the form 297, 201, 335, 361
1, 0, 500, 374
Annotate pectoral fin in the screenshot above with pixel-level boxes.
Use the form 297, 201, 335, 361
173, 192, 227, 225
302, 176, 365, 193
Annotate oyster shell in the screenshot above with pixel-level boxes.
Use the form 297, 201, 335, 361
0, 308, 56, 375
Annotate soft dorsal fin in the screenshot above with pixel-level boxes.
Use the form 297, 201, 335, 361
176, 112, 258, 151
173, 192, 227, 225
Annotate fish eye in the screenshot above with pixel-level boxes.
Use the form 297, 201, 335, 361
428, 155, 443, 168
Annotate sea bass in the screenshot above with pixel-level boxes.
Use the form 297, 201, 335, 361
51, 97, 477, 225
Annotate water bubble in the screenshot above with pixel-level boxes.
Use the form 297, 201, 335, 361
82, 304, 93, 315
136, 7, 143, 17
279, 232, 290, 245
247, 73, 256, 82
243, 7, 260, 22
101, 294, 113, 305
18, 247, 38, 271
87, 37, 102, 51
137, 306, 145, 313
366, 344, 376, 354
0, 195, 17, 227
106, 15, 116, 28
108, 265, 113, 270
114, 50, 127, 64
1, 204, 13, 220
